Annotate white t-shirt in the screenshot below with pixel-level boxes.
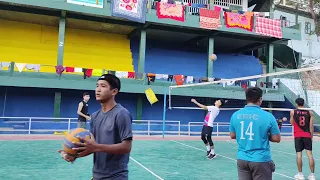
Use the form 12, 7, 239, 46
203, 106, 220, 127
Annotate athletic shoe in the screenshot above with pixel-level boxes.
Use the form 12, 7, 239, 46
308, 174, 316, 180
207, 153, 216, 160
294, 173, 305, 180
206, 151, 210, 157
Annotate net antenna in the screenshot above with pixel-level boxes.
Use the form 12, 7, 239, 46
168, 65, 320, 111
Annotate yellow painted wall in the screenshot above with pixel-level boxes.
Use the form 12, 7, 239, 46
64, 28, 134, 72
0, 19, 58, 73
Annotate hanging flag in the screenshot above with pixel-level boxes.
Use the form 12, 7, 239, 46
145, 88, 158, 105
174, 75, 185, 86
15, 63, 26, 72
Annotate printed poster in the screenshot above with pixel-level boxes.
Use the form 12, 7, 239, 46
67, 0, 103, 8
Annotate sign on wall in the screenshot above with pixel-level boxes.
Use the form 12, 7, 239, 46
67, 0, 103, 8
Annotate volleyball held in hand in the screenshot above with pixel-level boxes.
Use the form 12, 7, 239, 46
62, 128, 91, 156
209, 54, 217, 61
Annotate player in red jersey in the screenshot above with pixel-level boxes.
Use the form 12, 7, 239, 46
290, 98, 315, 180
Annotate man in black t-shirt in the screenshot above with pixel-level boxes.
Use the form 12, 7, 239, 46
77, 92, 90, 129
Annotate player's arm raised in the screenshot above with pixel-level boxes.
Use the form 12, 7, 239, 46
310, 111, 314, 139
191, 99, 208, 110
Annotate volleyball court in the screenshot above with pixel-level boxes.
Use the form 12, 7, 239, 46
1, 66, 320, 180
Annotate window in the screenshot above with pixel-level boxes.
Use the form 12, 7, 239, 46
305, 22, 312, 34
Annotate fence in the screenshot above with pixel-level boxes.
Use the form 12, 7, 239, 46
0, 117, 319, 136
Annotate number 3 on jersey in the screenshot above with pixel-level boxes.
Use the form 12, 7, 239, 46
240, 121, 254, 140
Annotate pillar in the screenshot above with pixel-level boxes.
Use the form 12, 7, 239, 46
138, 29, 146, 73
267, 43, 274, 73
57, 11, 66, 66
207, 37, 214, 78
266, 44, 274, 84
53, 92, 62, 118
136, 94, 143, 120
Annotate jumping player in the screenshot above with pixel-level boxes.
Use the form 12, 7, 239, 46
58, 74, 133, 180
191, 98, 225, 160
229, 87, 280, 180
290, 98, 315, 180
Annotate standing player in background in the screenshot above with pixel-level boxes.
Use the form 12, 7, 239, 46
290, 98, 315, 180
191, 98, 225, 160
77, 92, 91, 129
58, 74, 133, 180
229, 87, 280, 180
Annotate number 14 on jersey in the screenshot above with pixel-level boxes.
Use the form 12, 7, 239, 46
240, 121, 254, 140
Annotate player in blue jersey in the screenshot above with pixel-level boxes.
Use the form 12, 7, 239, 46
229, 87, 281, 180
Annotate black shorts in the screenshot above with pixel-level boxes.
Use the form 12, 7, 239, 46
201, 126, 213, 135
294, 137, 312, 152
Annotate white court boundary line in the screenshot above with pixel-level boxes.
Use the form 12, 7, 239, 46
170, 140, 294, 180
272, 149, 320, 161
130, 157, 164, 180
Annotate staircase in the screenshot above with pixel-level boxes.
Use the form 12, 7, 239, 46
278, 80, 320, 125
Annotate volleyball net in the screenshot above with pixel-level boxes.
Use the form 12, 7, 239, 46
168, 65, 320, 115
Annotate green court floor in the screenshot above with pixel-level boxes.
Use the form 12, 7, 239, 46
0, 139, 319, 180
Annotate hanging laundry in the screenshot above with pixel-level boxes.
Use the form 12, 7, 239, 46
92, 69, 103, 76
250, 81, 257, 87
82, 68, 93, 79
201, 77, 209, 82
255, 17, 282, 38
191, 4, 206, 8
25, 64, 40, 72
174, 75, 185, 86
110, 0, 147, 23
224, 12, 254, 32
147, 73, 156, 85
145, 88, 158, 105
66, 67, 75, 72
186, 76, 194, 83
167, 75, 173, 82
74, 67, 83, 73
214, 6, 222, 11
15, 63, 26, 72
55, 65, 65, 76
193, 77, 202, 83
157, 2, 185, 22
155, 74, 168, 80
135, 72, 144, 80
0, 62, 11, 70
115, 71, 129, 78
200, 8, 221, 30
107, 70, 116, 75
128, 72, 135, 79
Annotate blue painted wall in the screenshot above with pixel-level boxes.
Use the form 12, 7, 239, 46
130, 39, 263, 78
0, 87, 54, 117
